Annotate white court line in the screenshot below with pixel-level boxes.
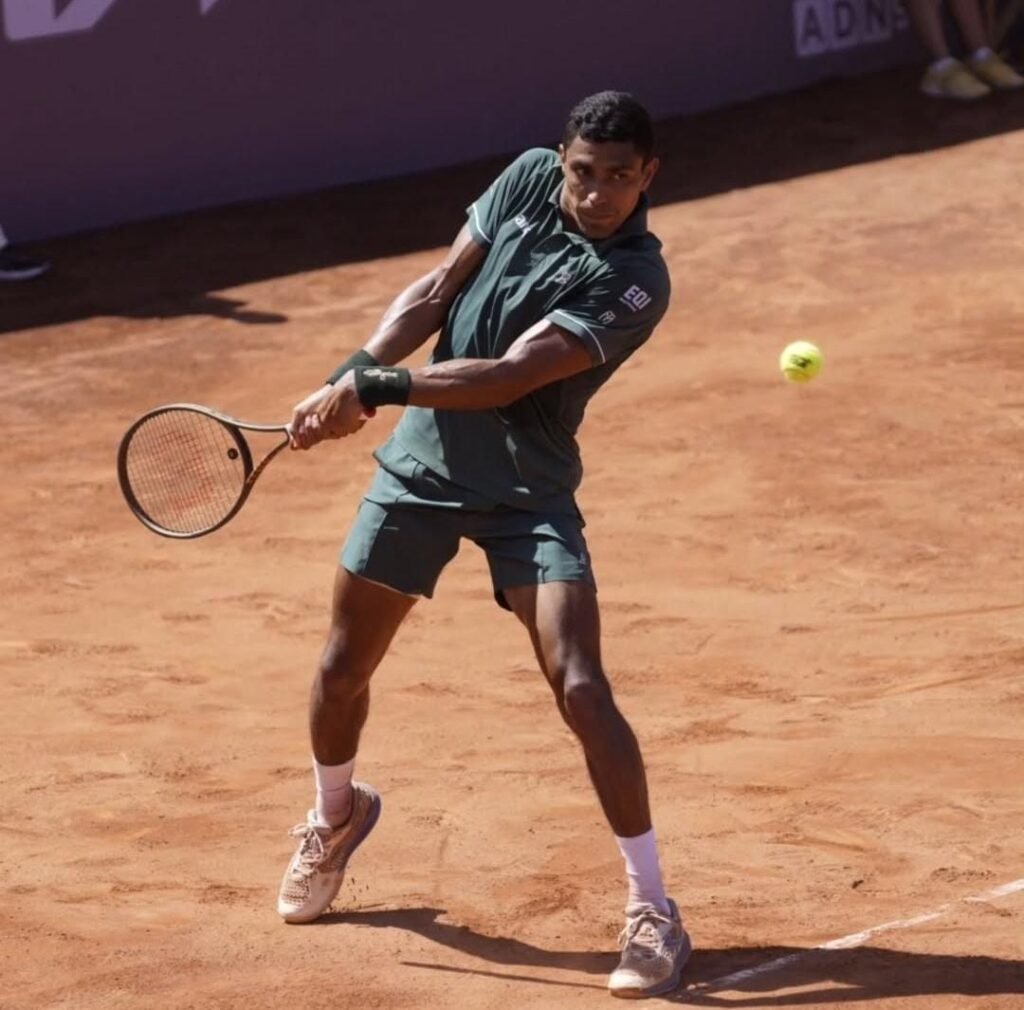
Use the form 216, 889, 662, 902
691, 877, 1024, 996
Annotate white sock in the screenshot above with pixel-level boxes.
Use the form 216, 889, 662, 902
616, 828, 670, 916
313, 756, 355, 828
971, 47, 994, 62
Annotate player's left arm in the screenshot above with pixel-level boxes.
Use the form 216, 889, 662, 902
303, 265, 668, 442
401, 320, 593, 410
393, 264, 670, 410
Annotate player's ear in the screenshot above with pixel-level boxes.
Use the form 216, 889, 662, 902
640, 156, 660, 191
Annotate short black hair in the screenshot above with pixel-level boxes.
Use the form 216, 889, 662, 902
562, 91, 655, 161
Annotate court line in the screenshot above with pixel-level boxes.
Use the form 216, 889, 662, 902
690, 877, 1024, 996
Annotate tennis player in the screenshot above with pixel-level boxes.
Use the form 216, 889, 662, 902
279, 91, 690, 999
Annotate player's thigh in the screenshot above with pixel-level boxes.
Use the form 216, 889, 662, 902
502, 578, 604, 690
323, 565, 418, 675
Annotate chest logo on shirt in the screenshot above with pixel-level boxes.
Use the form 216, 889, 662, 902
620, 285, 652, 312
514, 213, 536, 234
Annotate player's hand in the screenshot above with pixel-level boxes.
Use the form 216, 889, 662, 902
289, 378, 370, 450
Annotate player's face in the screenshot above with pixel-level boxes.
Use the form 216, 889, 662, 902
558, 137, 659, 240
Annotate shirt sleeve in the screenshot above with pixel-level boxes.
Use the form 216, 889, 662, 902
466, 148, 553, 247
546, 267, 670, 367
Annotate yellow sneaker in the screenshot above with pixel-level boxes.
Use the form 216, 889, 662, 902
920, 59, 991, 100
968, 52, 1024, 90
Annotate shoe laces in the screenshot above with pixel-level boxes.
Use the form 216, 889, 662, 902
288, 820, 329, 879
618, 906, 675, 960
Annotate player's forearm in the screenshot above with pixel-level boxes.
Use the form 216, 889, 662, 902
350, 321, 592, 412
405, 358, 535, 410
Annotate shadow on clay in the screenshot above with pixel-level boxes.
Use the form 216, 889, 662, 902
316, 907, 1024, 1003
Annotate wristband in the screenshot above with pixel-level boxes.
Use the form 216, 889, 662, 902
325, 348, 378, 386
353, 366, 412, 409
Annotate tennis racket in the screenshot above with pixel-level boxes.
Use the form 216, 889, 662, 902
117, 404, 291, 539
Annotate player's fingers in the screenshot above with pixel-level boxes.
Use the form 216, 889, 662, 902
293, 414, 323, 451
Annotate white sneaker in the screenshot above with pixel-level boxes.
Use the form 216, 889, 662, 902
276, 781, 381, 923
608, 898, 691, 999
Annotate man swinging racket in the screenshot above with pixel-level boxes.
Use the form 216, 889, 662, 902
279, 90, 691, 999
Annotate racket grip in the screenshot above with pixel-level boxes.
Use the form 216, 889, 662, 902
362, 407, 377, 419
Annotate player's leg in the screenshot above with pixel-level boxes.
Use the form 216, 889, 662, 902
503, 580, 650, 837
311, 566, 416, 767
502, 579, 691, 998
278, 568, 415, 924
477, 506, 689, 998
476, 514, 654, 838
278, 482, 461, 924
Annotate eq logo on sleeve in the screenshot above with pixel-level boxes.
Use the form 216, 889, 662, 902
2, 0, 223, 42
619, 285, 652, 313
794, 0, 909, 57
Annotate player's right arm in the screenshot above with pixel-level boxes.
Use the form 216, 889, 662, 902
291, 149, 544, 446
290, 225, 485, 446
363, 223, 485, 365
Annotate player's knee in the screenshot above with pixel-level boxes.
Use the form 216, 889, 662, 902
317, 639, 373, 697
561, 669, 614, 736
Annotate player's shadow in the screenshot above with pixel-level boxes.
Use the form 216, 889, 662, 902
324, 907, 1024, 1002
119, 293, 288, 326
677, 944, 1024, 1005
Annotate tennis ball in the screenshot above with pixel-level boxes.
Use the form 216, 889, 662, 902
779, 341, 823, 384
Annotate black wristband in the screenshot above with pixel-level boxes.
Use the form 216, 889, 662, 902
325, 348, 378, 386
353, 366, 412, 409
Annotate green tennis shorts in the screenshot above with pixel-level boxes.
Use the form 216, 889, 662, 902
340, 458, 595, 609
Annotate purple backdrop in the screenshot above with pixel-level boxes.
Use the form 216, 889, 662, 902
0, 0, 918, 241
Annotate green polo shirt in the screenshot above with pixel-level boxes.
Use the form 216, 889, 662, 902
375, 147, 670, 513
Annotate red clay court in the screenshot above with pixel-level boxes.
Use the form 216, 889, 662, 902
1, 66, 1023, 1009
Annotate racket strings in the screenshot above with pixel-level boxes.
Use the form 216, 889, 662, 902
124, 411, 247, 534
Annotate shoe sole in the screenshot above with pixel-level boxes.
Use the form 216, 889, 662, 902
920, 85, 990, 99
280, 789, 382, 924
608, 933, 693, 1000
0, 265, 49, 281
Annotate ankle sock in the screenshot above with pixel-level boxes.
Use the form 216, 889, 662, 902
616, 828, 670, 916
313, 756, 355, 828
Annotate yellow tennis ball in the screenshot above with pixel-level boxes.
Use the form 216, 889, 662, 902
779, 341, 823, 384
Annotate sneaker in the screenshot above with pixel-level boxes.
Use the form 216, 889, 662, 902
920, 59, 992, 99
276, 781, 381, 923
608, 898, 692, 999
968, 52, 1024, 90
0, 246, 50, 282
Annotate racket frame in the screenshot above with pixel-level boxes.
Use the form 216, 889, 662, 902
116, 403, 290, 539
